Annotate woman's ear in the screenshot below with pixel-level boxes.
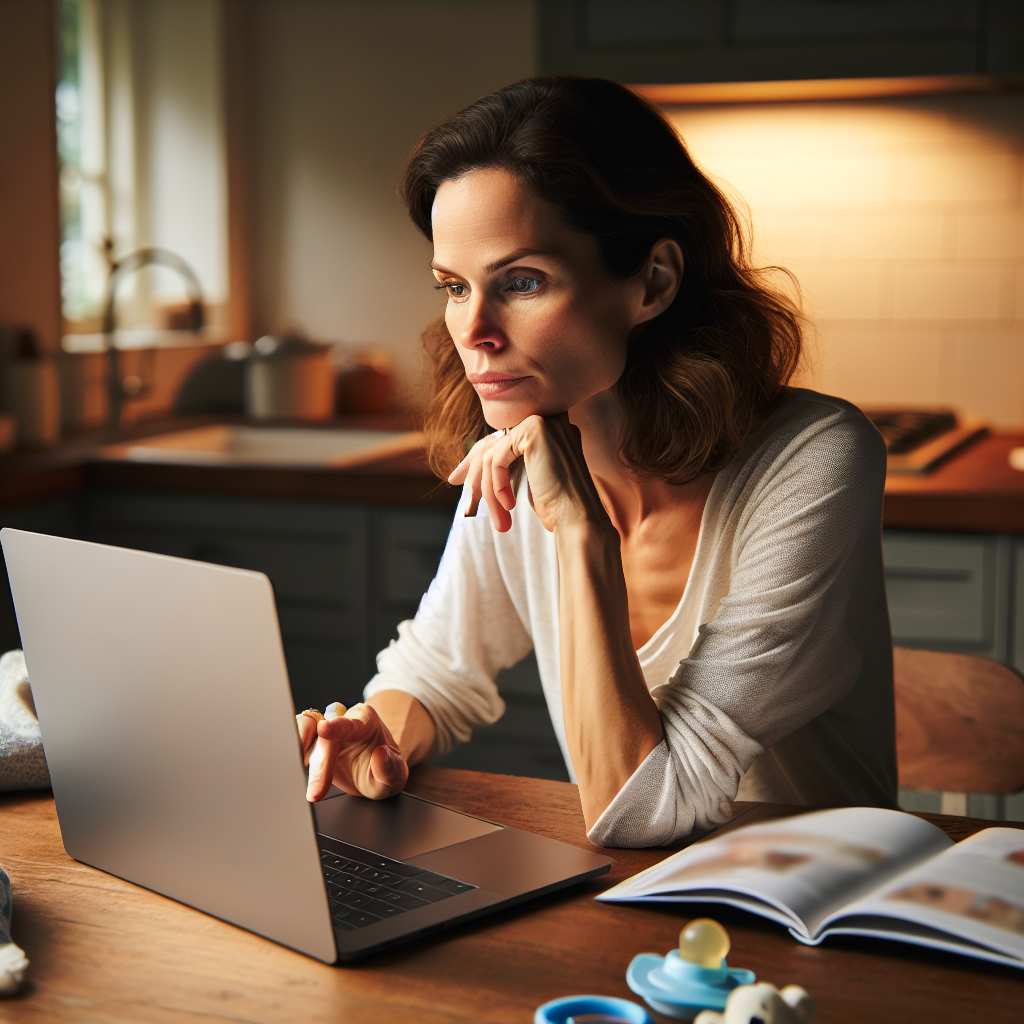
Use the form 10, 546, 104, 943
634, 238, 684, 326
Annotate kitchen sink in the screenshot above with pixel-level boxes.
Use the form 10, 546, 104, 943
94, 424, 424, 469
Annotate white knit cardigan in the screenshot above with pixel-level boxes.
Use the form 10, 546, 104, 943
365, 390, 898, 847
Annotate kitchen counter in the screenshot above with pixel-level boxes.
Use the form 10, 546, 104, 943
0, 415, 460, 511
882, 432, 1023, 534
1, 420, 1021, 531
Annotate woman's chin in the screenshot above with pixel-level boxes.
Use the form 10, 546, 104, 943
480, 399, 541, 431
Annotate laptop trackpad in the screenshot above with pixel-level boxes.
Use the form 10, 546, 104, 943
312, 792, 503, 861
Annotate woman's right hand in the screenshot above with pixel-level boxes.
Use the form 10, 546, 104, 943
297, 702, 409, 802
448, 413, 609, 536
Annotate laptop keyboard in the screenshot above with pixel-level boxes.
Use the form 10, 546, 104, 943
319, 840, 477, 931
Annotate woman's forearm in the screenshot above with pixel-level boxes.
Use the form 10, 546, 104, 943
365, 689, 437, 766
555, 520, 664, 831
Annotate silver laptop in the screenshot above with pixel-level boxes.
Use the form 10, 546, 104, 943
1, 528, 611, 962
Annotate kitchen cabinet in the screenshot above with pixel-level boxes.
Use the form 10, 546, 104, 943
539, 0, 1024, 84
426, 651, 570, 782
0, 497, 79, 653
882, 529, 1017, 667
374, 507, 451, 655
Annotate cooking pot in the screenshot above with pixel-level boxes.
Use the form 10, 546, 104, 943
246, 334, 334, 420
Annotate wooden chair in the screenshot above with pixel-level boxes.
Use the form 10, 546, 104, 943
894, 646, 1024, 817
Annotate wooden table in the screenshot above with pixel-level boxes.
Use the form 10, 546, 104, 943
0, 769, 1021, 1023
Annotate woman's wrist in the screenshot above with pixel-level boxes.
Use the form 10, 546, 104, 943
365, 690, 436, 766
554, 517, 623, 595
553, 514, 620, 555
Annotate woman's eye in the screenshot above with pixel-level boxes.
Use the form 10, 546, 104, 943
435, 281, 468, 299
508, 276, 540, 295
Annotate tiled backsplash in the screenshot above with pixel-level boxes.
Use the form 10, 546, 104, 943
665, 94, 1024, 429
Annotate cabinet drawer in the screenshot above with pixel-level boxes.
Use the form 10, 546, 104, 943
883, 532, 995, 648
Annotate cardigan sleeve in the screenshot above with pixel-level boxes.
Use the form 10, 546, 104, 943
363, 505, 534, 755
588, 404, 888, 847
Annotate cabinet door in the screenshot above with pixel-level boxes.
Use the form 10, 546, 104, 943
426, 652, 570, 782
0, 497, 79, 652
372, 506, 454, 655
883, 531, 999, 657
83, 490, 371, 711
539, 0, 1021, 83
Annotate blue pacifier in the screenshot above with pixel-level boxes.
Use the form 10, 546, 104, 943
535, 994, 655, 1024
626, 918, 755, 1021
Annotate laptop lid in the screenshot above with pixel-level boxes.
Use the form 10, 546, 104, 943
1, 528, 337, 964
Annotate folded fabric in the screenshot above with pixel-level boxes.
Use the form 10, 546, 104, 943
0, 651, 36, 992
0, 869, 27, 994
0, 650, 50, 791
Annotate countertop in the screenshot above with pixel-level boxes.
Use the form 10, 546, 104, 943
0, 414, 460, 511
882, 432, 1023, 534
1, 418, 1021, 531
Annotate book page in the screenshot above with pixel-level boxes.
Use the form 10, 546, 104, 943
597, 808, 951, 938
829, 827, 1024, 962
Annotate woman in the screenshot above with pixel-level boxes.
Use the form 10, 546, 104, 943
297, 76, 897, 848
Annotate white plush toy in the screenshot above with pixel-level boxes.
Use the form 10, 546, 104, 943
694, 982, 815, 1024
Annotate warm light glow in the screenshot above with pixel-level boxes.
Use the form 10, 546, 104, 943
660, 93, 1024, 429
633, 75, 1024, 107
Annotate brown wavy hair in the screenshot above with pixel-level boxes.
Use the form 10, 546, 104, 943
400, 75, 802, 484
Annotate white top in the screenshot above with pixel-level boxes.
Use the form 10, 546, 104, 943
365, 390, 898, 847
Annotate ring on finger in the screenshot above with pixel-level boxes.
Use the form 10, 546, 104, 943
301, 708, 325, 722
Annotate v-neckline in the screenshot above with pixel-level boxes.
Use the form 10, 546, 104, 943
634, 468, 725, 665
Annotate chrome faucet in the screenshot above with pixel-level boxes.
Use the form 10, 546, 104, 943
102, 247, 205, 428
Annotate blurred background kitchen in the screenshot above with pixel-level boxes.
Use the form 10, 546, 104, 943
0, 1, 1021, 813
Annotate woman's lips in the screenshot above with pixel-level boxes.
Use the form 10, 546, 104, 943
468, 373, 530, 398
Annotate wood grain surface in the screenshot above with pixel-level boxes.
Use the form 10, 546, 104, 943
882, 433, 1024, 534
0, 768, 1020, 1023
894, 646, 1024, 793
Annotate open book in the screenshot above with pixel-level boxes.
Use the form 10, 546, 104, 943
597, 807, 1024, 969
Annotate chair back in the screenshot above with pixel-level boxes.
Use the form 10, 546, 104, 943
894, 646, 1024, 795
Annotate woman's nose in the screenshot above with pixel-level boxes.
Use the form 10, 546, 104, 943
454, 294, 507, 352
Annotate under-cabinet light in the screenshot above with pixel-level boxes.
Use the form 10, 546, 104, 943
632, 74, 1024, 106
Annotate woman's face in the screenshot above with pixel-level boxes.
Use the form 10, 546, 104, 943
431, 167, 666, 430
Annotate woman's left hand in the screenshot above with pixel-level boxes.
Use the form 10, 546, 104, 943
448, 413, 610, 534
